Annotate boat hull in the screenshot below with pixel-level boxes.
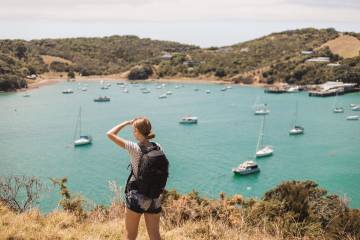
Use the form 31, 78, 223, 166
233, 168, 260, 175
256, 146, 273, 158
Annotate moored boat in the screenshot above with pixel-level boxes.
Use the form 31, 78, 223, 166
346, 115, 359, 120
73, 107, 92, 147
62, 89, 74, 94
232, 160, 260, 175
179, 116, 198, 124
256, 116, 273, 158
333, 107, 344, 113
94, 96, 110, 102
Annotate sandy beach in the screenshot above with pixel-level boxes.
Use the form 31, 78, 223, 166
23, 72, 268, 91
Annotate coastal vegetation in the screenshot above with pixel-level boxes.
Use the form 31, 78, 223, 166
1, 28, 360, 91
1, 176, 359, 240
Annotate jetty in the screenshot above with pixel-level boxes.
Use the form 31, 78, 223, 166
308, 81, 358, 97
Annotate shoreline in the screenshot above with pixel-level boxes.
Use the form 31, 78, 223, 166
20, 74, 268, 92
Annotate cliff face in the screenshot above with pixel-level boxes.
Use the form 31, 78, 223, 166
1, 180, 359, 240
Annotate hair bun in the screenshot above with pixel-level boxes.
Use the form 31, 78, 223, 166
146, 132, 156, 139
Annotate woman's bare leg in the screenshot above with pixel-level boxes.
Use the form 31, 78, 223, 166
144, 213, 161, 240
125, 208, 142, 240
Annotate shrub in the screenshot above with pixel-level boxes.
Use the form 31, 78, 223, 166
0, 176, 43, 212
128, 65, 153, 80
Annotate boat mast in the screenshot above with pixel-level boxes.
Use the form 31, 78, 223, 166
256, 115, 265, 151
79, 106, 82, 137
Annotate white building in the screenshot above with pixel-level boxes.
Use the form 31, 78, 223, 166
305, 57, 330, 63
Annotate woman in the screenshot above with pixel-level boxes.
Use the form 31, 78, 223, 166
107, 117, 166, 240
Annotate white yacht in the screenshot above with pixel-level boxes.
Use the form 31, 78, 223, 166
166, 91, 173, 95
123, 88, 129, 93
175, 85, 179, 89
289, 126, 304, 135
62, 89, 74, 94
232, 161, 260, 175
256, 116, 273, 158
159, 94, 167, 99
81, 87, 87, 91
179, 116, 198, 124
226, 85, 232, 89
346, 115, 359, 120
142, 89, 151, 94
220, 87, 227, 92
289, 102, 304, 135
351, 105, 360, 111
73, 107, 92, 147
287, 86, 300, 93
254, 104, 270, 115
23, 93, 31, 97
333, 107, 344, 113
206, 90, 211, 94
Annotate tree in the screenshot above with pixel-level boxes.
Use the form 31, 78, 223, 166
67, 71, 75, 79
0, 176, 43, 213
15, 44, 27, 60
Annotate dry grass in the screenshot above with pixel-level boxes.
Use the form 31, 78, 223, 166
0, 202, 277, 240
321, 35, 360, 58
40, 55, 73, 65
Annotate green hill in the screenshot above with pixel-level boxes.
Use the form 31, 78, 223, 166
1, 28, 360, 91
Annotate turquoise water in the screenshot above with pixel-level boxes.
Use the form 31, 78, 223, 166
1, 81, 360, 211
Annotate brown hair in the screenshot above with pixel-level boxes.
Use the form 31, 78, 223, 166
133, 117, 155, 139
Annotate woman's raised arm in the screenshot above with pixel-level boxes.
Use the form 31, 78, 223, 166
106, 120, 133, 148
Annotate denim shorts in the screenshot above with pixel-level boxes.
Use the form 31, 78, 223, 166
125, 189, 162, 214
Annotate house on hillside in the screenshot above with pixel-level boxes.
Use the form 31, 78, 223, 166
305, 57, 330, 63
327, 62, 341, 67
26, 74, 37, 80
301, 50, 313, 55
161, 52, 172, 60
240, 47, 249, 53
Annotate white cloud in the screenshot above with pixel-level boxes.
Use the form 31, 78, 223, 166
0, 0, 359, 22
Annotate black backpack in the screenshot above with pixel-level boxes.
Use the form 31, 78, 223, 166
126, 142, 169, 198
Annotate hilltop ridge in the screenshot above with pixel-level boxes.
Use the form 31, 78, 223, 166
1, 28, 360, 91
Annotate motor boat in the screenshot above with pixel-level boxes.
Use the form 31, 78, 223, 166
159, 94, 167, 99
179, 116, 198, 124
351, 105, 360, 111
166, 91, 173, 95
94, 96, 110, 102
232, 161, 260, 175
62, 89, 74, 94
346, 115, 359, 120
333, 107, 344, 113
206, 90, 211, 94
254, 103, 270, 115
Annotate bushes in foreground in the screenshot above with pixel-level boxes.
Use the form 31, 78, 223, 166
1, 178, 359, 240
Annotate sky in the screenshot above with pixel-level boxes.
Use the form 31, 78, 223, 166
0, 0, 359, 47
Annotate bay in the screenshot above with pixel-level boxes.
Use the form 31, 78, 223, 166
0, 81, 359, 211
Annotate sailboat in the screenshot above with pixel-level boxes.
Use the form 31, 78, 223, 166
289, 102, 304, 135
73, 107, 92, 147
253, 97, 270, 115
256, 115, 273, 158
333, 92, 344, 113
